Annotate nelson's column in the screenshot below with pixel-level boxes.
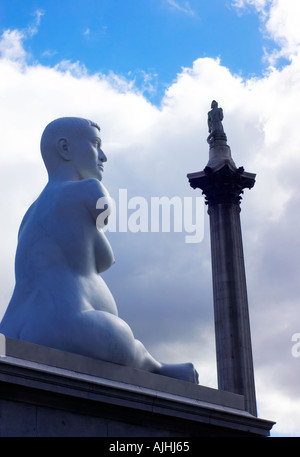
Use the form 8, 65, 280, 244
187, 101, 257, 416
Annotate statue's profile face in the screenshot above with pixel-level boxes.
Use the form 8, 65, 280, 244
70, 125, 107, 181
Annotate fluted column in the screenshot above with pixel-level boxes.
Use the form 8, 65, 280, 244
187, 101, 257, 416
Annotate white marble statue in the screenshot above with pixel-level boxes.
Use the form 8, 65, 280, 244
0, 117, 199, 383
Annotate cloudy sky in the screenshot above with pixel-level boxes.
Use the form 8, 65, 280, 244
0, 0, 300, 437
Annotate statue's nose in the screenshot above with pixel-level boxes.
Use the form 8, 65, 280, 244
99, 149, 107, 162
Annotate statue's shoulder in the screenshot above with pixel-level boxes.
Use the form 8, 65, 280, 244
80, 178, 107, 200
43, 180, 106, 216
63, 179, 108, 220
58, 178, 105, 199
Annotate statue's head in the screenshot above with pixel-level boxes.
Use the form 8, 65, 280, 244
211, 100, 218, 109
40, 117, 106, 181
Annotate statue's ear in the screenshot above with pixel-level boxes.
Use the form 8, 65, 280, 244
57, 138, 71, 161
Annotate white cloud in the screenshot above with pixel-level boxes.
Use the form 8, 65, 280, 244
27, 9, 45, 38
232, 0, 300, 66
0, 29, 26, 62
41, 49, 57, 58
1, 0, 300, 436
232, 0, 270, 14
0, 9, 44, 64
165, 0, 196, 16
265, 0, 300, 63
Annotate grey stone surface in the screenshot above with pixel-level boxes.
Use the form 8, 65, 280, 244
208, 202, 257, 416
0, 335, 244, 410
206, 142, 236, 169
0, 337, 275, 437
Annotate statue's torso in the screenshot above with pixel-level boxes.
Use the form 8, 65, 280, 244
0, 179, 118, 339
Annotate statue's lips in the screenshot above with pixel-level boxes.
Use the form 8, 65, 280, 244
97, 164, 104, 171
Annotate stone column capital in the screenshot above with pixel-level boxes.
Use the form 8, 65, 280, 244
187, 163, 256, 207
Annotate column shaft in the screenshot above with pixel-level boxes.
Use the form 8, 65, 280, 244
208, 202, 257, 416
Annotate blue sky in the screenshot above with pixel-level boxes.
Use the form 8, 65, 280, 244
1, 0, 300, 437
0, 0, 274, 103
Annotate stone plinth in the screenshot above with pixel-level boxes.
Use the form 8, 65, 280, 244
0, 335, 274, 437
